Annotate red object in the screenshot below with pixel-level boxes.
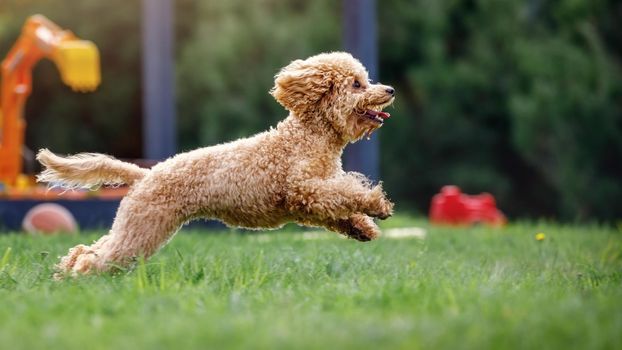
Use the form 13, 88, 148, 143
429, 186, 506, 226
21, 203, 78, 234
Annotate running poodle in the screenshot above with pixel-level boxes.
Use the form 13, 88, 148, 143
37, 52, 395, 276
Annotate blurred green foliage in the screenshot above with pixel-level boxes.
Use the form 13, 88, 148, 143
0, 0, 620, 221
176, 0, 340, 150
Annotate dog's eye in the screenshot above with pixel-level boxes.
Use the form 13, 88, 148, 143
353, 80, 361, 89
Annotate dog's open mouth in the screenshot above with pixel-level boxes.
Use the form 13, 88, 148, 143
356, 109, 391, 124
353, 98, 394, 140
365, 110, 391, 123
356, 96, 394, 125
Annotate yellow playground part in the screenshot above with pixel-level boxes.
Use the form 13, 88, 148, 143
0, 15, 100, 187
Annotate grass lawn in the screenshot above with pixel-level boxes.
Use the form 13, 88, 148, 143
0, 215, 620, 349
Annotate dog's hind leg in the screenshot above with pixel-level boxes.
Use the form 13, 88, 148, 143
55, 189, 186, 277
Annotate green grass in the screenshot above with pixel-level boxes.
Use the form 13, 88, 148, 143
0, 216, 621, 350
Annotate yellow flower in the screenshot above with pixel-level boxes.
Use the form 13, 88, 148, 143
535, 232, 546, 241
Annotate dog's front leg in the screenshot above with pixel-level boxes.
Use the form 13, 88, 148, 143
297, 213, 380, 241
288, 175, 394, 220
362, 183, 395, 220
325, 213, 380, 241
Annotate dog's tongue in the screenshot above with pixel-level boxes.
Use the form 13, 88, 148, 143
367, 110, 391, 119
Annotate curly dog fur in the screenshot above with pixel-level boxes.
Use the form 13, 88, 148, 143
37, 52, 396, 276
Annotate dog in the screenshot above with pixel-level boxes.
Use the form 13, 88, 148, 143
37, 52, 395, 276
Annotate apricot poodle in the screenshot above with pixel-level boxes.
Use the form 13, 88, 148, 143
37, 52, 395, 276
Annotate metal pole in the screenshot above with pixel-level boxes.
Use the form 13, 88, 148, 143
142, 0, 176, 160
343, 0, 379, 180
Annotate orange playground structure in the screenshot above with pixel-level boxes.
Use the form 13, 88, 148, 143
0, 16, 129, 231
0, 15, 100, 188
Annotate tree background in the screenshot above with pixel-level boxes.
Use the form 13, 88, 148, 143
1, 0, 620, 221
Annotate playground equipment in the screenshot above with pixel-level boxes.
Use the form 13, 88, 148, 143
0, 15, 100, 188
0, 14, 224, 232
430, 185, 506, 227
0, 15, 111, 231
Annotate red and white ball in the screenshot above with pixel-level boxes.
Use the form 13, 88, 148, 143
22, 203, 78, 234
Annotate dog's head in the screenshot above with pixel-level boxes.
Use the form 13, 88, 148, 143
271, 52, 395, 142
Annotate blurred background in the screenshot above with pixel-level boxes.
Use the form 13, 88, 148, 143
1, 0, 621, 222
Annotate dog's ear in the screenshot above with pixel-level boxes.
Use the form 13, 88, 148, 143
270, 59, 333, 114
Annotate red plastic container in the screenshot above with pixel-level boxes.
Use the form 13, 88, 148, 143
429, 185, 506, 227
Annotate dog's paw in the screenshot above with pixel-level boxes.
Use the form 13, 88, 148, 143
327, 214, 380, 242
54, 244, 103, 279
333, 214, 379, 242
345, 225, 372, 242
364, 185, 394, 220
350, 214, 380, 241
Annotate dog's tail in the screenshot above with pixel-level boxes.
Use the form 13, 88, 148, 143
36, 149, 148, 190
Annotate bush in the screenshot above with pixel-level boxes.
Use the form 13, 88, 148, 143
377, 0, 622, 220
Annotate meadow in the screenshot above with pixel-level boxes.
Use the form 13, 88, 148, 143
0, 216, 620, 349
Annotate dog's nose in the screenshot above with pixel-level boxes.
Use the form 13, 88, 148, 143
385, 87, 395, 96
